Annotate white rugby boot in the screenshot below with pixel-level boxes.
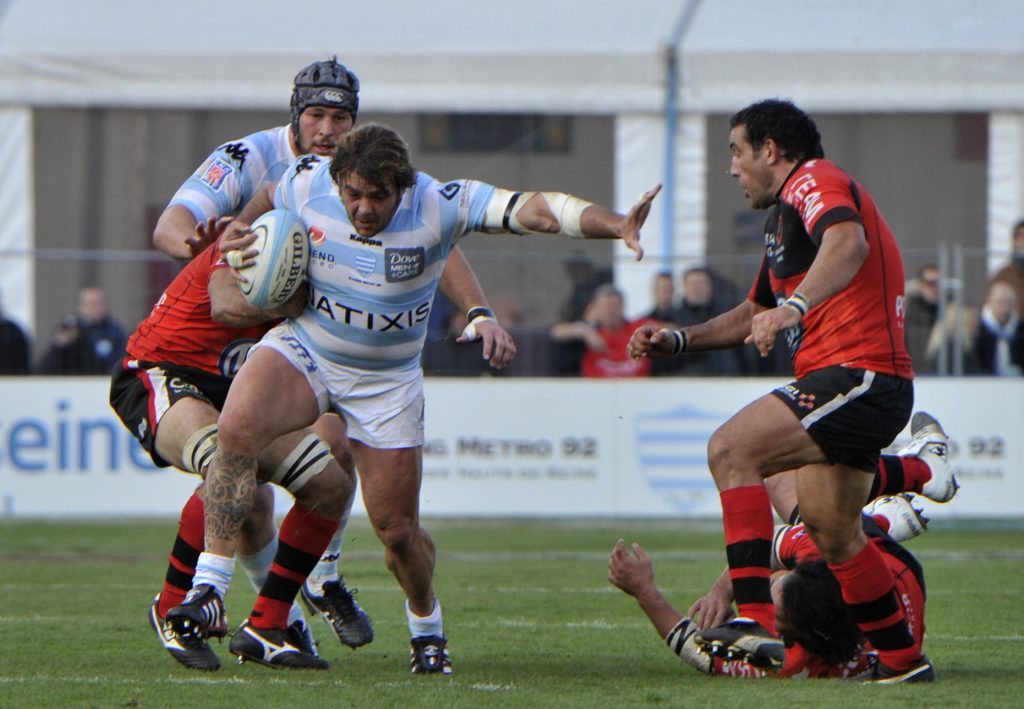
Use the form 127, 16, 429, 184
897, 411, 959, 503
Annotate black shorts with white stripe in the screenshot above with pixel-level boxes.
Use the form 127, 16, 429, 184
771, 366, 913, 472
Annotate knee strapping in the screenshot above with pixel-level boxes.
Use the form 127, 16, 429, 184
181, 424, 218, 474
270, 434, 332, 494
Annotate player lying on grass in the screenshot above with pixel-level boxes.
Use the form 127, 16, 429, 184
609, 413, 952, 681
610, 494, 928, 680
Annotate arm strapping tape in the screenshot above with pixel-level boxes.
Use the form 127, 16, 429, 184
482, 188, 592, 238
665, 618, 712, 674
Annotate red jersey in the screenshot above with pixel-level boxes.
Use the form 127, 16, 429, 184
747, 159, 913, 380
581, 318, 657, 378
774, 520, 926, 652
125, 241, 274, 377
708, 518, 925, 680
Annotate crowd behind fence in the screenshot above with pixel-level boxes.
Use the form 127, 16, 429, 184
2, 235, 1022, 379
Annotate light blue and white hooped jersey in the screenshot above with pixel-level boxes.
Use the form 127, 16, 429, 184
275, 155, 496, 370
168, 125, 295, 222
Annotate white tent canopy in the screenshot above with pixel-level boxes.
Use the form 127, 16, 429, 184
0, 0, 1021, 113
1, 0, 1022, 326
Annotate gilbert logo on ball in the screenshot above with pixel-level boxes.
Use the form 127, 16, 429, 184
239, 209, 309, 309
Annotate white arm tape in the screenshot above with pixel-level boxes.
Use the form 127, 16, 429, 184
482, 188, 591, 238
538, 192, 589, 238
482, 188, 530, 234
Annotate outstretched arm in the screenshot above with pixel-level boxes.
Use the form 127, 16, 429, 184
628, 299, 763, 361
482, 184, 661, 261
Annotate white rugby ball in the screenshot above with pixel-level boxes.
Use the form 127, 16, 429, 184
238, 208, 309, 310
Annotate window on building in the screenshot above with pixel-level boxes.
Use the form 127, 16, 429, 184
420, 114, 572, 153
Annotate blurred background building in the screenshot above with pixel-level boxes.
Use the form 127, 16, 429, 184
0, 0, 1021, 376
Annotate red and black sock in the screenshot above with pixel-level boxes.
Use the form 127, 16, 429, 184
249, 504, 339, 630
828, 541, 920, 671
157, 492, 205, 618
869, 455, 932, 501
720, 485, 775, 632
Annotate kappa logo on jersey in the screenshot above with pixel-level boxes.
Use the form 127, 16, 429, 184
350, 233, 382, 247
385, 247, 425, 282
200, 158, 234, 191
294, 155, 320, 176
439, 182, 461, 201
221, 142, 250, 168
218, 339, 258, 378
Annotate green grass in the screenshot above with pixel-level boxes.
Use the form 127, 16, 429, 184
1, 518, 1022, 708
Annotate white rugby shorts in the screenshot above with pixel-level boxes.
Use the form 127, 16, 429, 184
251, 322, 425, 449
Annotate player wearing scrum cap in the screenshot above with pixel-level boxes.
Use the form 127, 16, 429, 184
202, 123, 660, 674
137, 60, 514, 671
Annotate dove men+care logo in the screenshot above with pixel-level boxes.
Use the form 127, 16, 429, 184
385, 247, 425, 282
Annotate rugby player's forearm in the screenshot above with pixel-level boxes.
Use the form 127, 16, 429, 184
678, 300, 760, 352
153, 205, 200, 260
438, 246, 490, 313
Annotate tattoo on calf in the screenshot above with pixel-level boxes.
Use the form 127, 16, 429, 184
205, 450, 257, 547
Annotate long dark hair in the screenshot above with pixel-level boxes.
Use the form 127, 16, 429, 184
780, 560, 862, 665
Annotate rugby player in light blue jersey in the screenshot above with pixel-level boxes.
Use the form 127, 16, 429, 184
149, 61, 515, 672
196, 122, 659, 675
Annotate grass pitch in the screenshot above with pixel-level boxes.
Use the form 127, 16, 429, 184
1, 517, 1022, 708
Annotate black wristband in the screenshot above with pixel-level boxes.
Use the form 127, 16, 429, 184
467, 307, 495, 322
668, 328, 688, 355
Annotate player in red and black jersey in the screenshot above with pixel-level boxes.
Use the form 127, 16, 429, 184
124, 235, 272, 377
110, 235, 359, 671
608, 499, 927, 680
628, 99, 932, 683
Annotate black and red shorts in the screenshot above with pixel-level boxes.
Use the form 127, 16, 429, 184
109, 359, 232, 467
771, 366, 913, 472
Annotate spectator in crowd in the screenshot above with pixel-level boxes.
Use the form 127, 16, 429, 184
0, 291, 31, 374
551, 251, 612, 376
646, 272, 680, 322
903, 264, 941, 373
925, 297, 979, 375
974, 280, 1024, 376
39, 286, 126, 374
989, 219, 1024, 317
559, 250, 612, 322
654, 267, 748, 376
550, 284, 658, 378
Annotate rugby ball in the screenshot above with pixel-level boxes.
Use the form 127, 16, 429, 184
238, 208, 309, 310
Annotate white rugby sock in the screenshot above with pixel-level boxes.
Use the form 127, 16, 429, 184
236, 533, 277, 591
406, 599, 443, 638
193, 552, 235, 599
